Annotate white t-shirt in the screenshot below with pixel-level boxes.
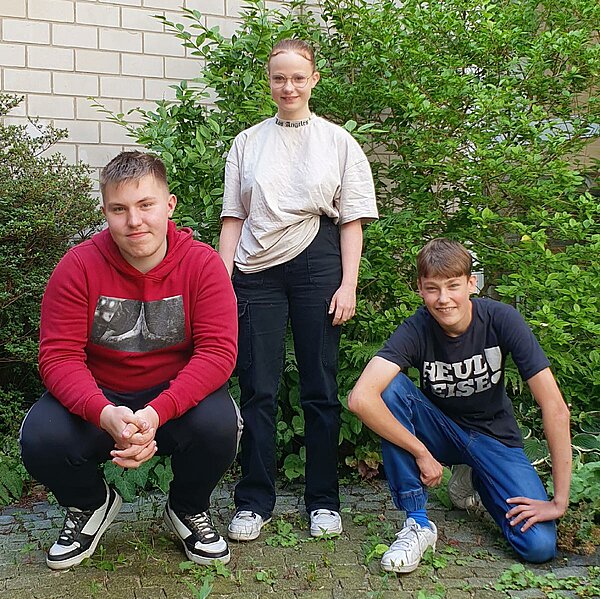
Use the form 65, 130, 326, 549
222, 114, 378, 273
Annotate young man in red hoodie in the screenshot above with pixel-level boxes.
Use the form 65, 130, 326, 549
20, 151, 240, 570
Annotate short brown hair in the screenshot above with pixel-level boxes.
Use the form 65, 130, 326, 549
100, 151, 168, 199
417, 238, 472, 280
268, 38, 316, 71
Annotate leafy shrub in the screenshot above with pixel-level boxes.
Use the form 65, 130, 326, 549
107, 0, 599, 490
0, 94, 101, 503
0, 437, 27, 505
103, 457, 173, 503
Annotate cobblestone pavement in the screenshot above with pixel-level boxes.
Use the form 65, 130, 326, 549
1, 480, 597, 599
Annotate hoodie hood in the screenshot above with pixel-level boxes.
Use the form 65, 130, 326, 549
91, 220, 194, 282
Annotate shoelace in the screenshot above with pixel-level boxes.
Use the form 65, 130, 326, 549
185, 512, 218, 543
235, 510, 259, 521
390, 523, 423, 551
312, 509, 336, 518
57, 508, 92, 545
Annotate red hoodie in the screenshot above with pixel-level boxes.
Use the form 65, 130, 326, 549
39, 220, 237, 427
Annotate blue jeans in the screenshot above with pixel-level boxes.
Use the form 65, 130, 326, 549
381, 373, 557, 563
233, 217, 342, 518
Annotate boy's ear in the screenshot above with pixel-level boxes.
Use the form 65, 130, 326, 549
467, 275, 477, 293
167, 194, 177, 217
416, 277, 424, 297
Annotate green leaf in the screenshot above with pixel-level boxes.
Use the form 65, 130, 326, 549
572, 434, 600, 452
343, 119, 357, 132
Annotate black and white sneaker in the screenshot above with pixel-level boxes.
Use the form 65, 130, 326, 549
164, 501, 230, 565
46, 483, 122, 570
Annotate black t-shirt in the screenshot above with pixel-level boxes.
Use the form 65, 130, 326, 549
376, 298, 550, 447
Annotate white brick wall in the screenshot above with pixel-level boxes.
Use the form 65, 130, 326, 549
1, 1, 27, 19
0, 44, 26, 67
0, 0, 287, 184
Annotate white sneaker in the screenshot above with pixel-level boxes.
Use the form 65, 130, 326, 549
380, 518, 437, 573
228, 510, 271, 541
447, 464, 484, 511
164, 502, 230, 565
46, 483, 122, 570
309, 509, 343, 537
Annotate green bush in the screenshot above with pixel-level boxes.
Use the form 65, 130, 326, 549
0, 94, 102, 503
107, 0, 599, 485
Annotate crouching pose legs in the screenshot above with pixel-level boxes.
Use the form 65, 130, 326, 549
349, 238, 570, 573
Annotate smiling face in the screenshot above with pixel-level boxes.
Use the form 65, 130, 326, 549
268, 50, 320, 120
418, 274, 477, 337
102, 174, 177, 273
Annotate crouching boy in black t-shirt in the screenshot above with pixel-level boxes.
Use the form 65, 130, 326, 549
348, 238, 571, 573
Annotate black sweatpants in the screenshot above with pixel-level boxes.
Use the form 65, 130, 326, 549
20, 383, 242, 515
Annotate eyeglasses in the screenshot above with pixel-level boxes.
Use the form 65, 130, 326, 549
269, 74, 313, 89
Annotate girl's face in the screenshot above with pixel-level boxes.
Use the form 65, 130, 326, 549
268, 50, 320, 120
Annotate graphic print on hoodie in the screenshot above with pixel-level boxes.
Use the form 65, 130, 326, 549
91, 295, 185, 352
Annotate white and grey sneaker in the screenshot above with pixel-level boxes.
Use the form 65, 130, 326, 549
381, 518, 438, 573
46, 483, 122, 570
228, 510, 271, 541
309, 509, 343, 537
164, 501, 230, 565
447, 464, 484, 512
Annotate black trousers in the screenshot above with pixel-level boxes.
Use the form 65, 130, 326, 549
233, 217, 342, 518
20, 383, 242, 515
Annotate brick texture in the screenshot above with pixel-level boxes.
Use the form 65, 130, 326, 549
0, 0, 285, 174
0, 0, 27, 18
29, 0, 74, 23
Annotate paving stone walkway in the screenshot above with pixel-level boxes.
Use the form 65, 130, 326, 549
1, 480, 597, 599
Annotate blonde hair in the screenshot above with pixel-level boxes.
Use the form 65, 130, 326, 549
268, 38, 316, 72
417, 238, 473, 280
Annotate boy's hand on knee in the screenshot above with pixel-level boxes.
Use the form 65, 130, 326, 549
416, 452, 444, 487
506, 497, 565, 532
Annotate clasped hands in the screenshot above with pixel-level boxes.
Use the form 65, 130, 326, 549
99, 404, 160, 469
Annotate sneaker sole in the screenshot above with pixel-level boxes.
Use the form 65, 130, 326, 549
228, 516, 272, 541
46, 492, 123, 571
164, 509, 231, 565
380, 542, 437, 574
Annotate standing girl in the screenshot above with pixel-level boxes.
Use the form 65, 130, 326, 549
219, 39, 378, 541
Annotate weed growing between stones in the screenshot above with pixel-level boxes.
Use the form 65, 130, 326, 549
353, 512, 395, 565
183, 577, 212, 599
179, 559, 231, 581
255, 567, 277, 586
88, 579, 103, 596
493, 564, 600, 598
557, 501, 600, 555
178, 559, 232, 599
417, 587, 447, 599
122, 523, 174, 573
302, 560, 315, 583
368, 572, 391, 599
263, 514, 341, 552
471, 548, 500, 561
82, 544, 130, 571
265, 518, 301, 548
421, 545, 462, 571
